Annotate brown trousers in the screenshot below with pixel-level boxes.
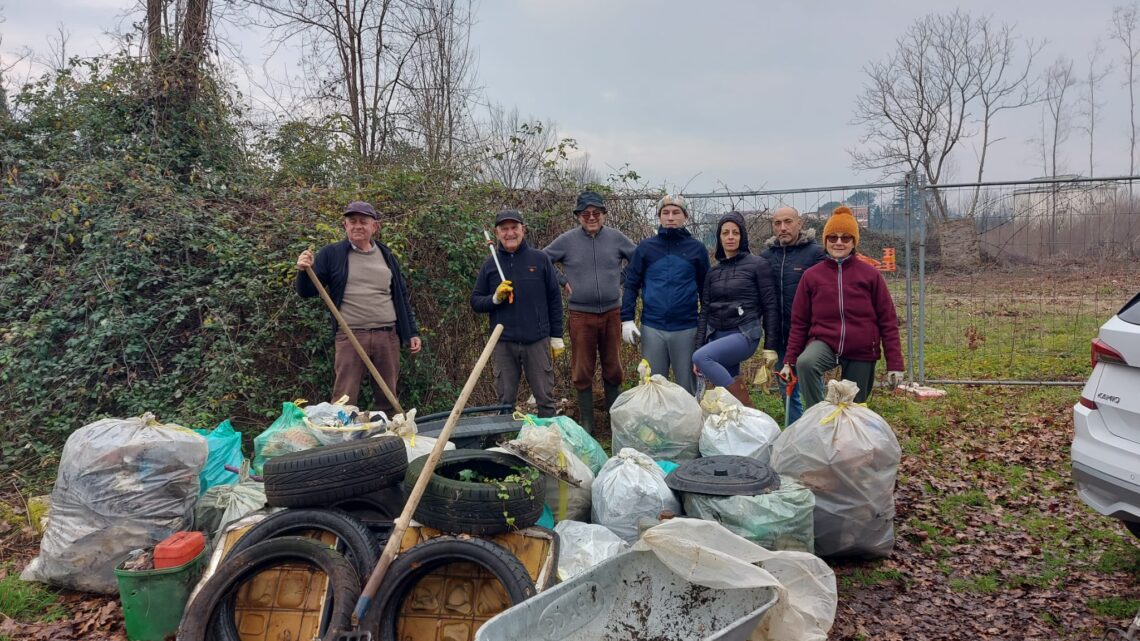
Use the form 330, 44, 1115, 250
333, 328, 400, 414
568, 309, 624, 391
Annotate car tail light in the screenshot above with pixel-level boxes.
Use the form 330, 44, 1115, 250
1091, 338, 1126, 367
1078, 396, 1097, 410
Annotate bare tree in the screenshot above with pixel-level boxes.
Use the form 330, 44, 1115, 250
478, 104, 559, 190
1111, 3, 1140, 175
966, 18, 1041, 216
404, 0, 477, 168
1078, 40, 1113, 177
244, 0, 435, 165
1042, 56, 1077, 178
851, 11, 1038, 221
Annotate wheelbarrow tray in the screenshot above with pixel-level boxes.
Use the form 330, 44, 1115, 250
473, 548, 777, 641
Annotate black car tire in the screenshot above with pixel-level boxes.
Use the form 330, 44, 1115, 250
403, 449, 544, 535
176, 537, 359, 641
264, 436, 407, 508
361, 535, 536, 641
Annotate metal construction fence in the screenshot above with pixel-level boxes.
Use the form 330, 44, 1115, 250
603, 174, 1140, 385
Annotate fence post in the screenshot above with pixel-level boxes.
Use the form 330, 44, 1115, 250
918, 174, 927, 384
904, 171, 915, 385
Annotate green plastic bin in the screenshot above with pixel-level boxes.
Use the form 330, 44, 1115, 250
115, 550, 206, 641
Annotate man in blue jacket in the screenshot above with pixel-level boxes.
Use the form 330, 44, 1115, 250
295, 201, 422, 414
760, 205, 825, 424
472, 210, 565, 417
621, 194, 710, 395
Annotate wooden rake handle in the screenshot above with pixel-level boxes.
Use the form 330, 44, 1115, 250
352, 323, 505, 624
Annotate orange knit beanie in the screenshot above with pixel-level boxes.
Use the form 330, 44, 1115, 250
823, 205, 860, 246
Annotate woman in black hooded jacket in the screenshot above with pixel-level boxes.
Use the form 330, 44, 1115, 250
692, 212, 780, 407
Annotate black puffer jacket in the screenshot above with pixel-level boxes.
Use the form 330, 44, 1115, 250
760, 228, 826, 348
695, 212, 780, 348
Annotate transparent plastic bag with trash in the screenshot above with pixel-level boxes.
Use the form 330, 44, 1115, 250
519, 413, 607, 475
495, 427, 594, 523
591, 448, 681, 543
552, 520, 629, 581
698, 387, 782, 464
302, 396, 391, 446
610, 361, 703, 461
21, 413, 207, 594
682, 474, 817, 553
252, 402, 321, 475
193, 461, 266, 544
769, 379, 901, 558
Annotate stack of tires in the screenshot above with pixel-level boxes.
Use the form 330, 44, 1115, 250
178, 439, 550, 641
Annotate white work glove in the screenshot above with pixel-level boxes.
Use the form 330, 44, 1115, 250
779, 364, 792, 381
550, 337, 565, 359
886, 370, 904, 390
621, 320, 640, 344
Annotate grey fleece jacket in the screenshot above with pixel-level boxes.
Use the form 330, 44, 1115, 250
544, 226, 637, 313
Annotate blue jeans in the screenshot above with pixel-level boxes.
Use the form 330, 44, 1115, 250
775, 345, 803, 425
692, 329, 760, 388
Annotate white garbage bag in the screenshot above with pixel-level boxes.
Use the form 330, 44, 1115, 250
769, 380, 901, 558
591, 448, 681, 543
553, 520, 629, 581
611, 362, 703, 461
699, 387, 782, 463
492, 428, 594, 523
22, 413, 207, 593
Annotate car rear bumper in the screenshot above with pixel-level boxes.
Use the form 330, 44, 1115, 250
1072, 403, 1140, 522
1072, 462, 1140, 522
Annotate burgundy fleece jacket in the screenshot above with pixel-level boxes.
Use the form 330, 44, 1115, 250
784, 254, 904, 371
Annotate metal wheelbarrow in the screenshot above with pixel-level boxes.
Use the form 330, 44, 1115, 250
473, 547, 777, 641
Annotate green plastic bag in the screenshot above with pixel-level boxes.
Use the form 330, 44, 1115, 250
252, 402, 320, 475
193, 420, 243, 495
520, 414, 607, 476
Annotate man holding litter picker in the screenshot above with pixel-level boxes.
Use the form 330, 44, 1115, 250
295, 201, 422, 414
471, 209, 564, 418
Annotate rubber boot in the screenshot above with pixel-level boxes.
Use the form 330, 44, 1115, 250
577, 389, 595, 432
603, 381, 622, 411
725, 378, 755, 408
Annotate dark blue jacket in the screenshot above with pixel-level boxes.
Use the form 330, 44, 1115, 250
760, 230, 826, 347
696, 213, 780, 347
471, 240, 563, 344
621, 227, 710, 331
295, 239, 420, 346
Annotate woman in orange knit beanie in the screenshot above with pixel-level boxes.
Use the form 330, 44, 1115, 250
778, 205, 905, 408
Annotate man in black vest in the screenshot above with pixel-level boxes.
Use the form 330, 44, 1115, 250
296, 201, 422, 414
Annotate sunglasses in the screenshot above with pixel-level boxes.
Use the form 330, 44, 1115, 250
825, 234, 855, 243
578, 211, 605, 219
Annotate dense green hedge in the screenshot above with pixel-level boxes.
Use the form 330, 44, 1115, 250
0, 55, 592, 478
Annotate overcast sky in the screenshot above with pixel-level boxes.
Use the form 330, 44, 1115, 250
2, 0, 1135, 192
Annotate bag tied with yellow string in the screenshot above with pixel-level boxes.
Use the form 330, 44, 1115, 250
768, 379, 901, 558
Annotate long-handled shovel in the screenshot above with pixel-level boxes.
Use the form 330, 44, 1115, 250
350, 322, 505, 628
304, 266, 410, 427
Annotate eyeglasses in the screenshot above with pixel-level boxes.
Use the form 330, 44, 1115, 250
825, 234, 855, 243
578, 211, 604, 220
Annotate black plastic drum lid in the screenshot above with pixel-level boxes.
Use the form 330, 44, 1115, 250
665, 455, 780, 496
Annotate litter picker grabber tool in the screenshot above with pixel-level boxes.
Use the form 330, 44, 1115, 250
304, 265, 407, 422
351, 323, 505, 627
483, 230, 513, 303
777, 369, 798, 428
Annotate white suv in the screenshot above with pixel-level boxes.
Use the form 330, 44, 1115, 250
1072, 291, 1140, 539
